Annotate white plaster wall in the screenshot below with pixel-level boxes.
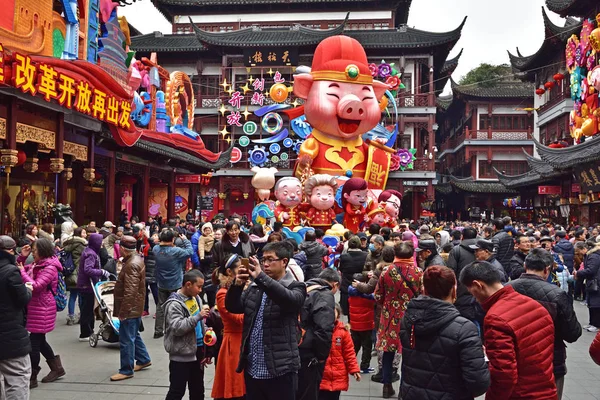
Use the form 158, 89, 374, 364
403, 125, 415, 148
162, 64, 197, 76
202, 66, 222, 75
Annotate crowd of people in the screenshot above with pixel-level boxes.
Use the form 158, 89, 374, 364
2, 212, 600, 399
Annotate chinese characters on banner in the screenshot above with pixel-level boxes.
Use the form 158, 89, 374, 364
538, 186, 562, 195
575, 165, 600, 193
243, 48, 298, 67
2, 49, 131, 130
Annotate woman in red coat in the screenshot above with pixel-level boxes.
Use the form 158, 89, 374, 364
211, 254, 245, 400
319, 304, 361, 400
591, 331, 600, 365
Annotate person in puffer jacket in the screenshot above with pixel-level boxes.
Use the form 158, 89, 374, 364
491, 218, 514, 275
299, 231, 328, 281
348, 274, 375, 373
400, 265, 489, 400
319, 304, 361, 400
18, 238, 66, 387
590, 330, 600, 365
553, 231, 575, 273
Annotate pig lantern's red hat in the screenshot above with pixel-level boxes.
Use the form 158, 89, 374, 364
311, 35, 373, 85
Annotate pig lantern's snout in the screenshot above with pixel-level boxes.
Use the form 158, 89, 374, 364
337, 94, 364, 120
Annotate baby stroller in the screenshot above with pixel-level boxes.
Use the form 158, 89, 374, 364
89, 278, 120, 347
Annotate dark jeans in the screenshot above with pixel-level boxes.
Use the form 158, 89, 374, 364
29, 333, 55, 370
119, 317, 151, 376
144, 282, 158, 312
245, 371, 297, 400
339, 292, 349, 316
575, 279, 586, 300
166, 347, 205, 400
590, 307, 600, 327
79, 292, 95, 338
318, 391, 340, 400
381, 351, 395, 384
297, 360, 325, 400
351, 330, 372, 370
155, 288, 177, 335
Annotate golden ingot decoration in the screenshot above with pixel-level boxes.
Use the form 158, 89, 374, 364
218, 192, 227, 200
24, 157, 39, 173
64, 167, 73, 181
0, 149, 18, 172
83, 167, 96, 183
243, 192, 249, 200
49, 158, 64, 174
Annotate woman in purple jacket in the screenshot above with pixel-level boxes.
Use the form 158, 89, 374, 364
18, 238, 66, 387
77, 233, 109, 341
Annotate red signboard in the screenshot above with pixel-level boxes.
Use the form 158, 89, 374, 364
176, 175, 202, 184
571, 183, 581, 193
538, 186, 562, 195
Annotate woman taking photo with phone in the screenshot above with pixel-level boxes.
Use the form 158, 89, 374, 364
211, 254, 245, 400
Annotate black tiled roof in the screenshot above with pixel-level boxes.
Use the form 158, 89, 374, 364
191, 16, 348, 47
450, 79, 534, 99
188, 17, 467, 49
534, 136, 600, 169
524, 150, 555, 176
436, 94, 453, 110
134, 140, 234, 169
441, 48, 462, 74
546, 0, 599, 17
151, 0, 413, 25
449, 177, 517, 194
131, 32, 207, 52
508, 7, 581, 72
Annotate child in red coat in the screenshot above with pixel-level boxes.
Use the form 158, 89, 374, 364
319, 304, 361, 400
348, 273, 375, 373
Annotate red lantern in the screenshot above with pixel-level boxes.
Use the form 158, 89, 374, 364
230, 188, 243, 201
535, 88, 546, 97
544, 81, 555, 90
16, 150, 26, 166
553, 73, 565, 82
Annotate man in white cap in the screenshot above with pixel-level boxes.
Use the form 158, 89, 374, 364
0, 235, 33, 398
100, 221, 117, 239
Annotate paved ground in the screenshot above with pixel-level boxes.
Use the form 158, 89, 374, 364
28, 299, 600, 400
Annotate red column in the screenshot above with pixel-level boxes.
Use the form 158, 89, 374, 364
168, 170, 176, 218
106, 156, 116, 223
428, 55, 434, 106
141, 165, 150, 221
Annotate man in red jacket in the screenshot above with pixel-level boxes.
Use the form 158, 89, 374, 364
459, 261, 557, 400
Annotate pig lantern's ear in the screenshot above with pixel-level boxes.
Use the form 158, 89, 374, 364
293, 74, 314, 100
372, 80, 390, 101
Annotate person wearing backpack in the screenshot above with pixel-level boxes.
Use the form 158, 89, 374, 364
17, 238, 66, 388
62, 227, 88, 325
297, 268, 339, 400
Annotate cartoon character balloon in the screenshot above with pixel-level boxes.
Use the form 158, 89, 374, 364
365, 205, 389, 226
303, 174, 338, 229
273, 177, 303, 230
251, 166, 278, 202
293, 36, 394, 189
378, 189, 402, 229
341, 178, 369, 233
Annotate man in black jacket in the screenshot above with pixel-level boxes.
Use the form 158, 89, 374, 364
446, 227, 484, 328
226, 241, 307, 400
416, 240, 445, 269
491, 218, 514, 275
509, 235, 531, 280
299, 231, 328, 281
508, 248, 582, 400
554, 231, 575, 273
297, 268, 339, 400
0, 235, 32, 398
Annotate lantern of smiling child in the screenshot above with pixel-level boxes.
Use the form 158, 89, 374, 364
304, 174, 338, 229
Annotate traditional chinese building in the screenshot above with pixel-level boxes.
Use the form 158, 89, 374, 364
434, 79, 535, 221
498, 0, 600, 225
0, 0, 231, 236
130, 0, 466, 220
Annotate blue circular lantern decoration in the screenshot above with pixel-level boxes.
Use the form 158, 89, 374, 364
269, 143, 281, 154
283, 138, 294, 148
261, 112, 284, 134
248, 145, 268, 166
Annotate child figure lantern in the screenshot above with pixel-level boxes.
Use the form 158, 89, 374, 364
304, 174, 338, 229
273, 177, 303, 230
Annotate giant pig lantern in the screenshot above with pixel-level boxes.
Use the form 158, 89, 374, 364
273, 177, 303, 230
304, 174, 338, 229
293, 36, 394, 189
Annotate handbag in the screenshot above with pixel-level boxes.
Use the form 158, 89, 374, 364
587, 278, 599, 293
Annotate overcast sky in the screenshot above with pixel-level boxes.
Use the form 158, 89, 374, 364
121, 0, 565, 87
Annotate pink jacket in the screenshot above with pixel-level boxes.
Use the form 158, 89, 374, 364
19, 256, 63, 334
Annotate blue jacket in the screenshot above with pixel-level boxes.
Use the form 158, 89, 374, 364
348, 286, 374, 300
190, 231, 201, 267
153, 239, 193, 290
554, 239, 574, 272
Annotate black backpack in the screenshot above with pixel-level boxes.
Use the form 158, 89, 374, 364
58, 250, 76, 277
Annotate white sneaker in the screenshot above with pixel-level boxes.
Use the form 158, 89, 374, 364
583, 325, 592, 330
78, 337, 90, 342
586, 326, 598, 332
